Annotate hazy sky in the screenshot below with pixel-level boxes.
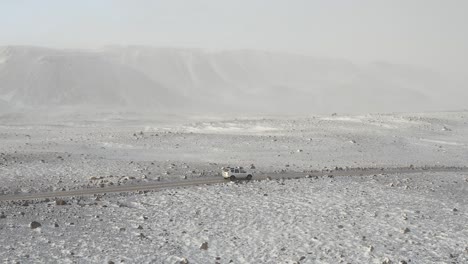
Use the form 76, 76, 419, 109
1, 0, 467, 79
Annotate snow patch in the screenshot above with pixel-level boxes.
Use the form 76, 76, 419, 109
419, 138, 464, 146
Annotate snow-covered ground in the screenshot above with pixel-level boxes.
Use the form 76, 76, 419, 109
1, 171, 467, 263
1, 111, 468, 263
0, 111, 467, 195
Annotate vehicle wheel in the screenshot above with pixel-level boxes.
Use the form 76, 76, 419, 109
246, 175, 252, 180
230, 175, 236, 181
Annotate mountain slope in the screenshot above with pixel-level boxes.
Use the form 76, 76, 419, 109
0, 46, 174, 110
0, 46, 462, 114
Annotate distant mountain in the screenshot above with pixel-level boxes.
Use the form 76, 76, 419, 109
0, 45, 463, 115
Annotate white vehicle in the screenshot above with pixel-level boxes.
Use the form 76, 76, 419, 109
222, 167, 253, 180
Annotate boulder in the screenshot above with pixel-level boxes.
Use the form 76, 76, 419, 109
30, 221, 41, 229
55, 200, 67, 206
200, 242, 208, 250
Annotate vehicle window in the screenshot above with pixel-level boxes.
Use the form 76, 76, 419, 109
240, 169, 246, 173
231, 169, 234, 172
235, 169, 239, 173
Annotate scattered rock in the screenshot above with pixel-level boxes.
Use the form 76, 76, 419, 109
399, 261, 408, 264
402, 214, 408, 220
200, 242, 208, 250
137, 225, 143, 230
368, 245, 374, 252
55, 200, 67, 206
54, 223, 59, 228
337, 225, 344, 229
402, 227, 410, 234
297, 149, 303, 153
177, 258, 189, 264
30, 221, 41, 229
453, 208, 458, 212
382, 257, 391, 264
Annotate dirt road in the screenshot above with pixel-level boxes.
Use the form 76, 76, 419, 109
1, 166, 466, 201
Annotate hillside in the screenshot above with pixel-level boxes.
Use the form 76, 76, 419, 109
0, 46, 463, 115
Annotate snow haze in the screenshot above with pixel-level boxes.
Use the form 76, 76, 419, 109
0, 46, 466, 116
1, 2, 468, 263
0, 1, 467, 116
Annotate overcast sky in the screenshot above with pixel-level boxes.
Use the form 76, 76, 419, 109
1, 0, 467, 80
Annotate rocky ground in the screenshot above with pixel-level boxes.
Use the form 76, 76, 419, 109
0, 111, 468, 263
0, 171, 467, 263
0, 111, 467, 195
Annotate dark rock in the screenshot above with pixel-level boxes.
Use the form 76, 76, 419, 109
30, 221, 41, 229
200, 242, 208, 250
55, 200, 67, 206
